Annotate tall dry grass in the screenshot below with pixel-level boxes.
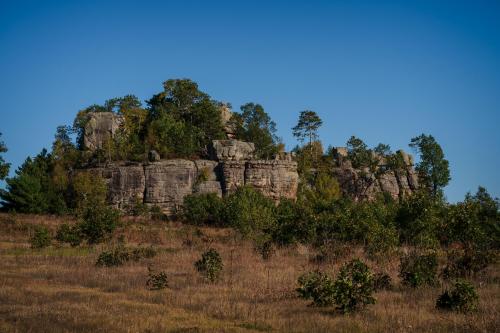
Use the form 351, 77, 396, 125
0, 212, 498, 333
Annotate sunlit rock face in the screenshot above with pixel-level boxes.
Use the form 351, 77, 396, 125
83, 112, 123, 151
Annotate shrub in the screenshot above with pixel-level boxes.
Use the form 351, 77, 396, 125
194, 248, 223, 282
149, 205, 166, 221
442, 248, 496, 279
399, 252, 438, 287
55, 223, 82, 246
332, 259, 376, 313
296, 270, 335, 307
30, 226, 51, 249
436, 280, 479, 313
182, 193, 225, 226
96, 246, 157, 267
273, 199, 315, 246
224, 186, 276, 237
78, 204, 119, 244
373, 272, 392, 291
96, 246, 130, 267
146, 267, 169, 290
254, 236, 274, 260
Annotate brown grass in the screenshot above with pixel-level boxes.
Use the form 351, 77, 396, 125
0, 212, 498, 333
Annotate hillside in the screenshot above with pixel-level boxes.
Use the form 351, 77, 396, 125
1, 213, 498, 333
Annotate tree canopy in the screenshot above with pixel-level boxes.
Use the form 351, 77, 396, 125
0, 132, 10, 180
410, 134, 450, 197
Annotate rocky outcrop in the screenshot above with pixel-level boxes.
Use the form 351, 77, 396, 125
245, 160, 299, 201
144, 160, 198, 214
83, 112, 123, 150
86, 163, 145, 210
81, 142, 299, 215
211, 140, 255, 161
330, 147, 419, 201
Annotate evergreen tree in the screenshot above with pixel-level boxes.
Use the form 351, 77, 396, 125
0, 132, 10, 180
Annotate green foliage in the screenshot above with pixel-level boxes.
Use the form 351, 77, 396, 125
346, 136, 373, 169
78, 204, 119, 244
410, 134, 450, 197
182, 193, 225, 226
30, 226, 52, 249
395, 190, 443, 248
272, 199, 315, 246
436, 280, 478, 313
0, 149, 67, 214
373, 272, 392, 291
296, 270, 335, 307
231, 103, 280, 159
442, 248, 496, 279
194, 248, 223, 282
55, 223, 82, 246
399, 252, 438, 287
96, 245, 157, 267
332, 259, 376, 313
292, 110, 323, 146
0, 132, 10, 180
224, 186, 276, 237
146, 79, 226, 158
146, 267, 169, 290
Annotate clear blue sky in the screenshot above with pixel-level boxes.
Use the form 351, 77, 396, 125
1, 0, 499, 202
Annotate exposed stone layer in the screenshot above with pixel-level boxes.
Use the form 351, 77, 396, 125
330, 147, 419, 201
82, 155, 298, 215
83, 112, 123, 150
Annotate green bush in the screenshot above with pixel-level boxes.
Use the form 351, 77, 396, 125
78, 204, 119, 244
436, 280, 479, 313
30, 226, 51, 249
273, 199, 315, 246
296, 270, 335, 307
194, 248, 223, 282
146, 267, 169, 290
332, 259, 376, 313
96, 246, 157, 267
182, 193, 225, 226
399, 252, 438, 287
224, 186, 276, 237
373, 272, 392, 291
55, 223, 82, 246
442, 249, 496, 279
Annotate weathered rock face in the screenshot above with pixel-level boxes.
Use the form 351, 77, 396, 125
211, 140, 255, 161
87, 163, 145, 210
83, 112, 123, 150
144, 160, 197, 215
330, 147, 419, 201
245, 160, 299, 201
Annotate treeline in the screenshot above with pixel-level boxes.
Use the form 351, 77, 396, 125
0, 79, 280, 214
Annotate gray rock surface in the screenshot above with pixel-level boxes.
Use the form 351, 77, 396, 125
83, 112, 123, 150
245, 160, 299, 201
212, 140, 255, 161
144, 159, 197, 215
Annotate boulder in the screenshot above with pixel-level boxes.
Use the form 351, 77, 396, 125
212, 140, 255, 161
83, 112, 123, 150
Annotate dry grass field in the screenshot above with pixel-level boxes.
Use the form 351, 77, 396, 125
0, 213, 498, 333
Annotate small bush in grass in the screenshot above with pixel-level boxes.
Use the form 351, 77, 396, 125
332, 259, 376, 313
296, 271, 335, 307
96, 246, 157, 267
96, 246, 130, 267
399, 252, 438, 287
436, 280, 478, 313
195, 248, 223, 282
442, 248, 496, 279
55, 223, 82, 246
78, 204, 119, 244
146, 267, 169, 290
373, 272, 392, 291
30, 226, 51, 249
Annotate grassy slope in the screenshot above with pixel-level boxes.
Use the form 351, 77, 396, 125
0, 213, 498, 333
